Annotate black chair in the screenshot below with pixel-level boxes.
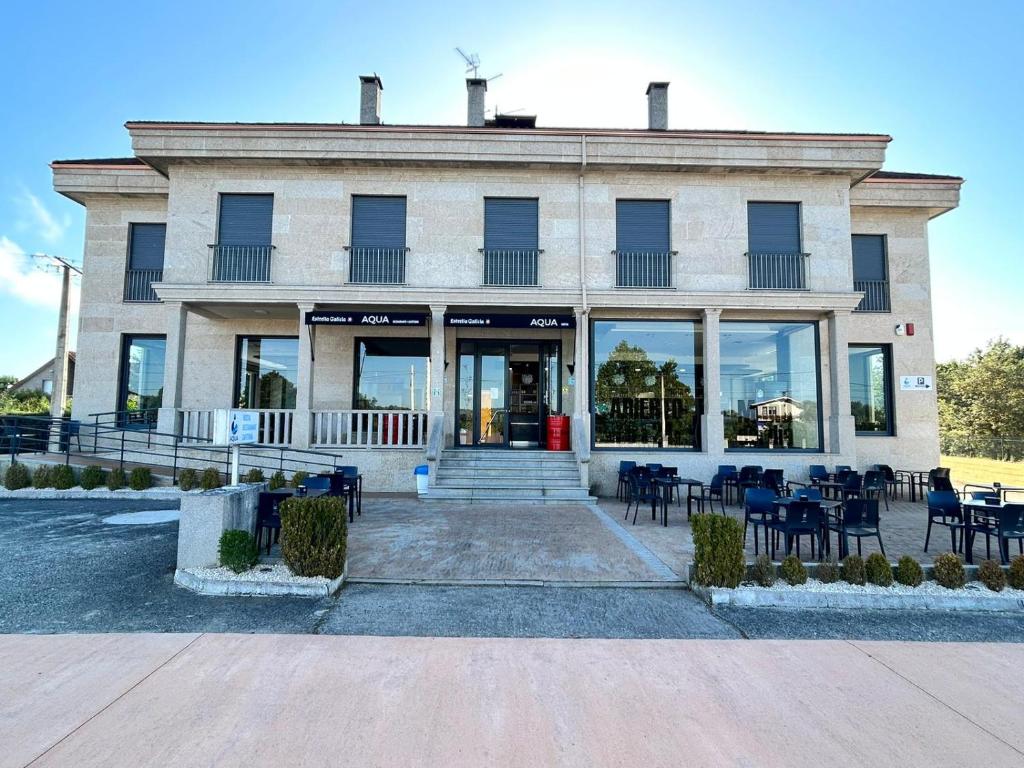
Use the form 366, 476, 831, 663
616, 461, 637, 501
718, 465, 738, 504
335, 465, 363, 519
298, 475, 331, 496
624, 468, 658, 525
737, 466, 763, 499
875, 464, 906, 500
995, 505, 1024, 564
840, 472, 863, 501
832, 498, 884, 558
789, 486, 823, 501
770, 500, 823, 559
255, 491, 287, 554
808, 464, 829, 487
698, 473, 727, 514
862, 470, 889, 511
928, 467, 955, 494
646, 463, 663, 474
743, 487, 777, 556
762, 469, 785, 496
657, 466, 679, 506
832, 465, 852, 482
925, 490, 963, 553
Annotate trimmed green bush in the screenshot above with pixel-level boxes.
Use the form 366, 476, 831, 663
691, 513, 745, 588
280, 495, 348, 578
816, 556, 840, 584
1009, 555, 1024, 591
79, 465, 105, 490
841, 554, 866, 586
52, 464, 76, 490
200, 467, 223, 491
243, 468, 265, 484
128, 467, 152, 491
978, 559, 1006, 592
268, 470, 286, 491
750, 554, 776, 587
780, 555, 807, 586
106, 467, 126, 491
218, 529, 259, 574
932, 552, 966, 590
895, 555, 924, 587
3, 462, 30, 490
32, 465, 54, 489
865, 553, 893, 587
290, 470, 309, 489
177, 468, 198, 491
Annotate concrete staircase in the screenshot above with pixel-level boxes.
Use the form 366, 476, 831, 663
422, 449, 593, 504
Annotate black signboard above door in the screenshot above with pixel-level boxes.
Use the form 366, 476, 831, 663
444, 313, 575, 329
305, 311, 428, 327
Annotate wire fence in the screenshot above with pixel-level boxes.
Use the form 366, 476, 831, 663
939, 434, 1024, 462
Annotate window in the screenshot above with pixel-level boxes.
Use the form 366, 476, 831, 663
721, 322, 821, 450
483, 198, 539, 285
592, 320, 703, 449
850, 345, 893, 435
615, 200, 672, 287
350, 196, 407, 283
118, 335, 166, 425
852, 234, 890, 312
746, 202, 805, 289
124, 223, 166, 301
235, 337, 298, 409
41, 379, 53, 396
218, 194, 273, 246
354, 338, 429, 410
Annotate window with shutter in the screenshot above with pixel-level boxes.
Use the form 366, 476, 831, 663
746, 202, 805, 289
483, 198, 539, 285
615, 200, 672, 287
349, 196, 407, 283
128, 224, 166, 270
217, 194, 273, 246
852, 234, 890, 311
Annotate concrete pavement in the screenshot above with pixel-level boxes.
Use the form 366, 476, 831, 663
3, 633, 1022, 767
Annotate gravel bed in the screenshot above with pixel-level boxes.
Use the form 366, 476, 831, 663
175, 562, 346, 597
741, 578, 1024, 599
185, 563, 331, 587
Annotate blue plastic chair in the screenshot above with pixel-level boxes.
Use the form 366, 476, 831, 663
616, 461, 637, 500
624, 468, 658, 525
770, 500, 823, 559
808, 465, 829, 486
831, 498, 884, 558
743, 487, 778, 556
790, 487, 823, 501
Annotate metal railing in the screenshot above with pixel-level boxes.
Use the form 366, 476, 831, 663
746, 251, 809, 290
176, 408, 292, 447
123, 269, 163, 302
481, 249, 540, 286
209, 244, 274, 282
347, 246, 408, 284
614, 250, 674, 288
312, 410, 428, 448
854, 279, 891, 312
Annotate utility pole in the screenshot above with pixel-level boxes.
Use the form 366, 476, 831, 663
48, 256, 81, 419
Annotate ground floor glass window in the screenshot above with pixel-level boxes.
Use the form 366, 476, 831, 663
592, 320, 703, 449
721, 322, 821, 450
119, 335, 166, 425
850, 344, 893, 435
355, 338, 429, 410
235, 336, 298, 409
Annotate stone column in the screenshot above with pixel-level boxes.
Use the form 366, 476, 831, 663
157, 301, 189, 436
572, 308, 589, 420
828, 310, 856, 457
702, 308, 725, 454
425, 305, 447, 481
292, 303, 316, 449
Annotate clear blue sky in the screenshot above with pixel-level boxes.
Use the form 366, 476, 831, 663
1, 0, 1021, 378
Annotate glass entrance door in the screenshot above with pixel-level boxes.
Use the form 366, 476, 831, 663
477, 347, 507, 446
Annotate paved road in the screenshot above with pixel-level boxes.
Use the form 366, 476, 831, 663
2, 499, 1024, 641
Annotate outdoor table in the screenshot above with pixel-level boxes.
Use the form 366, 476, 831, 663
898, 470, 929, 502
960, 498, 1005, 564
815, 481, 845, 500
773, 498, 843, 558
653, 477, 704, 526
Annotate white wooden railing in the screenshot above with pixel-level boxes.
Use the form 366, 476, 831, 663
312, 410, 428, 448
176, 408, 293, 447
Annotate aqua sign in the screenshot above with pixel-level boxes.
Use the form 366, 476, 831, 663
444, 313, 575, 329
305, 311, 428, 327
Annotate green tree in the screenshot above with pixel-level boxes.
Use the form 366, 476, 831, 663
0, 375, 18, 392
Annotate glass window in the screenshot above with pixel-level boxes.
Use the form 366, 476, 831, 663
592, 320, 703, 449
119, 335, 166, 425
236, 337, 298, 409
850, 345, 893, 435
355, 338, 429, 410
721, 322, 820, 450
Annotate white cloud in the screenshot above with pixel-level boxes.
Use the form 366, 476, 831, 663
15, 190, 70, 244
0, 237, 80, 318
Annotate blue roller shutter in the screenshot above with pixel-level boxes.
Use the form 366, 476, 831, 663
747, 202, 801, 252
128, 224, 166, 269
217, 194, 273, 246
852, 235, 887, 281
484, 198, 538, 249
616, 200, 670, 251
352, 196, 407, 247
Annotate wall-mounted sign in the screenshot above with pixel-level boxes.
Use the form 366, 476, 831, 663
305, 311, 427, 327
900, 375, 933, 391
444, 313, 575, 329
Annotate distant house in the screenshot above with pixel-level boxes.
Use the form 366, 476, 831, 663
9, 353, 76, 399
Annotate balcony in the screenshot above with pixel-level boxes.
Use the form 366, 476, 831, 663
481, 249, 540, 287
615, 251, 674, 288
123, 268, 163, 302
746, 251, 809, 290
854, 279, 891, 312
347, 246, 408, 284
209, 244, 274, 283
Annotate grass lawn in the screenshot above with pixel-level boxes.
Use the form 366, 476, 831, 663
941, 455, 1024, 489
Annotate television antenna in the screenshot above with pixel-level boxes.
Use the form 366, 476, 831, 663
455, 48, 502, 82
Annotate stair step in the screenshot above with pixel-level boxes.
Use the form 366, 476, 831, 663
422, 487, 594, 502
437, 468, 581, 480
435, 478, 584, 489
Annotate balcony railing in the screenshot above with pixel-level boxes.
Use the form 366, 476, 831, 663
854, 280, 891, 312
615, 250, 674, 288
746, 251, 809, 290
176, 408, 292, 446
481, 248, 540, 286
209, 244, 274, 283
123, 268, 163, 302
347, 246, 408, 284
312, 410, 428, 448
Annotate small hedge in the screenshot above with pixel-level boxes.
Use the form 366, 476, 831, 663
978, 559, 1006, 592
1009, 555, 1024, 591
841, 554, 866, 586
243, 468, 265, 484
80, 465, 106, 490
177, 468, 198, 491
750, 553, 776, 587
816, 556, 840, 584
129, 467, 152, 491
691, 513, 745, 588
268, 470, 286, 491
32, 465, 54, 489
218, 529, 259, 574
3, 462, 30, 490
290, 470, 309, 489
895, 556, 924, 587
780, 555, 807, 586
932, 552, 966, 590
52, 464, 76, 490
200, 467, 223, 491
280, 495, 348, 578
865, 553, 893, 587
106, 467, 126, 491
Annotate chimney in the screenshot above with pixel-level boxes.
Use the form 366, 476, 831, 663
466, 78, 487, 127
359, 74, 383, 125
646, 81, 669, 130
